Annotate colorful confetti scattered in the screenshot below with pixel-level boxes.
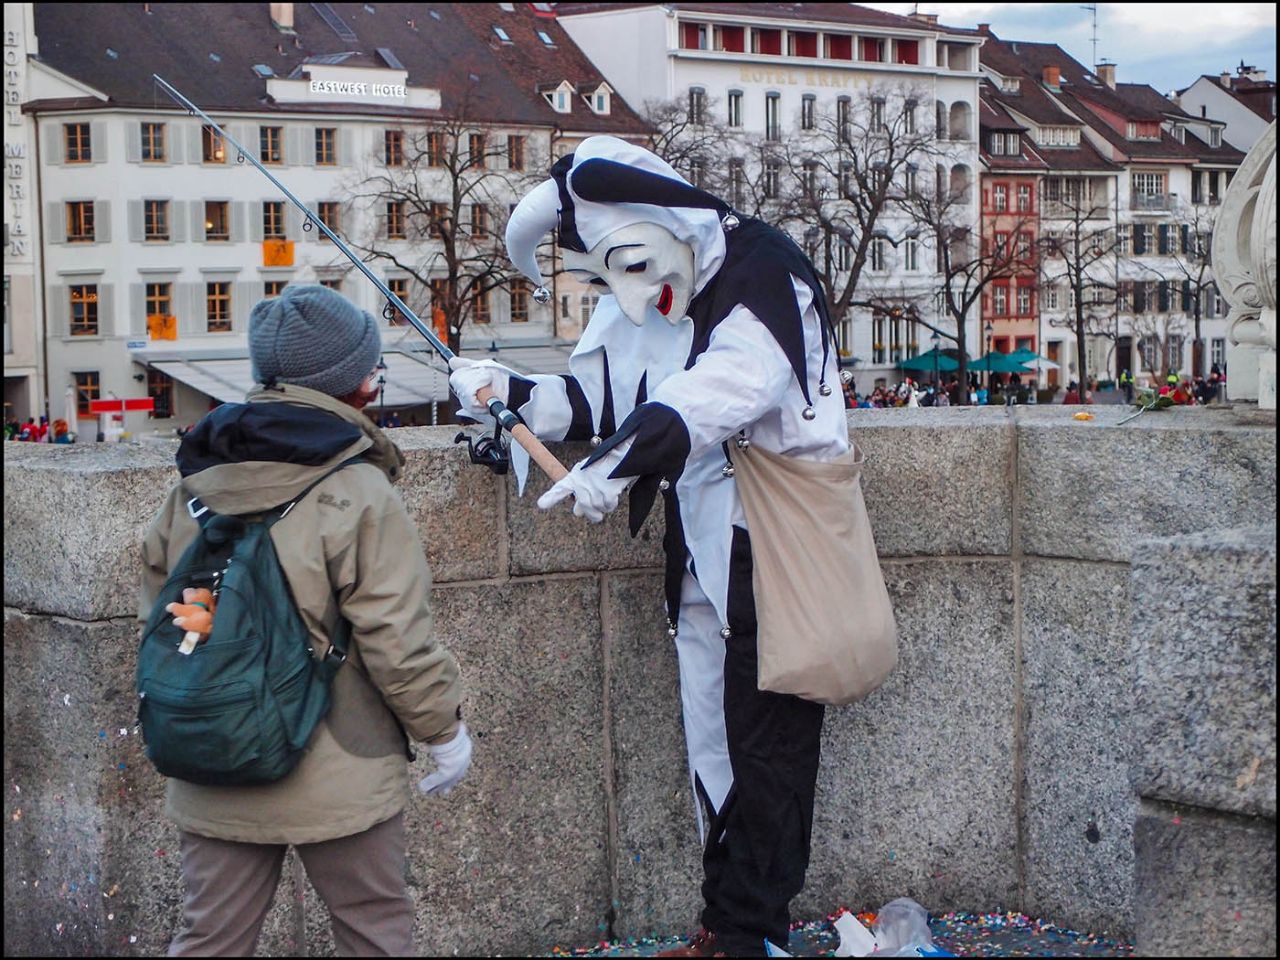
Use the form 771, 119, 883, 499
551, 910, 1133, 957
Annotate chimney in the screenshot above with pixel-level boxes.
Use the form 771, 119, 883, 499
1043, 65, 1061, 91
1096, 62, 1116, 89
977, 22, 991, 34
1218, 71, 1232, 88
269, 2, 294, 31
909, 12, 938, 25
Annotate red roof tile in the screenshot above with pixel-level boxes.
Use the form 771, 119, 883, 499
28, 2, 649, 135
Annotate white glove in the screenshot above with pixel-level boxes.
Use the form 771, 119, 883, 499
416, 722, 473, 797
537, 447, 632, 523
449, 357, 514, 419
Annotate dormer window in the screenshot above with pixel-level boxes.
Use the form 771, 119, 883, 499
1210, 127, 1222, 148
1125, 120, 1161, 141
545, 80, 574, 114
586, 83, 612, 115
1171, 124, 1185, 143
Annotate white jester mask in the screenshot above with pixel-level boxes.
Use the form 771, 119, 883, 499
562, 222, 696, 327
504, 136, 728, 325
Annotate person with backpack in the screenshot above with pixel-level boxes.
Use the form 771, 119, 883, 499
138, 284, 468, 957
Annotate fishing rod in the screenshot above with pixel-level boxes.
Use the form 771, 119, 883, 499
151, 74, 568, 482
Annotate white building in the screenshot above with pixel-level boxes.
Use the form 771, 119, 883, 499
16, 1, 647, 437
3, 4, 45, 427
559, 2, 985, 394
1174, 65, 1276, 154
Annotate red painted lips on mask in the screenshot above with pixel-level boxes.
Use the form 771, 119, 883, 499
656, 283, 674, 316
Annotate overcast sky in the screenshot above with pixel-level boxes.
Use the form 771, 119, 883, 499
862, 2, 1277, 95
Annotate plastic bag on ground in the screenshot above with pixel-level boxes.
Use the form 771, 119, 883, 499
872, 897, 955, 956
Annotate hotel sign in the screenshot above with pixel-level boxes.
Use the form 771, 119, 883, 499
309, 79, 406, 99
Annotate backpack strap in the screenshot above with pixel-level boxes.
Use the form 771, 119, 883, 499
265, 455, 367, 671
183, 455, 367, 669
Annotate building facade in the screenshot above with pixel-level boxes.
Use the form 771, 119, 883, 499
978, 33, 1244, 387
559, 2, 984, 394
18, 1, 646, 436
1174, 65, 1276, 154
3, 4, 46, 426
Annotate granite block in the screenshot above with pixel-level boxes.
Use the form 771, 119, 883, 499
606, 573, 703, 939
1020, 559, 1134, 938
2, 443, 177, 621
392, 430, 504, 584
390, 577, 610, 957
507, 441, 666, 577
799, 559, 1019, 919
1016, 408, 1277, 563
1134, 801, 1276, 957
850, 407, 1015, 558
0, 610, 298, 956
1131, 526, 1277, 818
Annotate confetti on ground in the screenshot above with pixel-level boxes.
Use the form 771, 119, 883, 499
551, 911, 1133, 957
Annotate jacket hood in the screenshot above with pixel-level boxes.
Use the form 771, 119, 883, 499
177, 383, 405, 514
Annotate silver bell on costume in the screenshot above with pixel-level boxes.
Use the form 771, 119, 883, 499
802, 406, 817, 421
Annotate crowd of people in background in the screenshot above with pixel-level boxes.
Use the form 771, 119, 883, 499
5, 365, 1228, 441
5, 415, 75, 443
838, 366, 1227, 410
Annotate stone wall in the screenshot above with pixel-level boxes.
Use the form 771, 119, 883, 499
3, 406, 1275, 956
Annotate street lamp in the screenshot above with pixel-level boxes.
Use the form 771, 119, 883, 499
375, 357, 387, 426
984, 321, 994, 395
930, 330, 941, 395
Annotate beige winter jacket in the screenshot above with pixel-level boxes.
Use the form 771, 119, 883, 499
139, 384, 462, 845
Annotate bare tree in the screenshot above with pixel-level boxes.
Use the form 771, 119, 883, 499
1121, 201, 1218, 379
1038, 177, 1123, 391
896, 166, 1037, 401
768, 85, 942, 352
345, 99, 542, 354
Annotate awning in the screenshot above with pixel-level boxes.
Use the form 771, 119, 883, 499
142, 337, 577, 408
150, 351, 451, 407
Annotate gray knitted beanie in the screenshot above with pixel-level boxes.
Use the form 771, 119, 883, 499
248, 284, 382, 397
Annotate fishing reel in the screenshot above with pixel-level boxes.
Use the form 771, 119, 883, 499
454, 423, 510, 475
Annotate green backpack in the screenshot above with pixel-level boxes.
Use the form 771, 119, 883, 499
136, 459, 359, 786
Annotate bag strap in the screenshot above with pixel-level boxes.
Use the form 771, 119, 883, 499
183, 455, 366, 670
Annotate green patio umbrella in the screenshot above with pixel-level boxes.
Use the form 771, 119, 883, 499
897, 348, 960, 372
970, 352, 1036, 374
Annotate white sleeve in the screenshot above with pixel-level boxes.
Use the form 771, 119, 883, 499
648, 305, 793, 460
508, 374, 595, 443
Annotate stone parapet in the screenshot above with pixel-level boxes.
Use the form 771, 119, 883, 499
1129, 525, 1276, 957
3, 407, 1275, 955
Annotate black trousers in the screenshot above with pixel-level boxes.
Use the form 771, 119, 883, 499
698, 629, 826, 956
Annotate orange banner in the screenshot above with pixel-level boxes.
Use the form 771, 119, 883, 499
148, 314, 177, 340
263, 239, 294, 267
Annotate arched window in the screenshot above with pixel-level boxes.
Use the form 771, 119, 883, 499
950, 163, 971, 203
949, 102, 972, 141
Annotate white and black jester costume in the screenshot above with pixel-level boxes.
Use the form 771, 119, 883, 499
454, 137, 848, 955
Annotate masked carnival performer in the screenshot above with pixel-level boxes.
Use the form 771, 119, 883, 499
450, 136, 895, 957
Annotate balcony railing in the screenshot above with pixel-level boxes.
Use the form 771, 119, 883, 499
1131, 192, 1173, 212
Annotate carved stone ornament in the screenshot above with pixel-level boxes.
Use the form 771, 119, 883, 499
1212, 121, 1277, 408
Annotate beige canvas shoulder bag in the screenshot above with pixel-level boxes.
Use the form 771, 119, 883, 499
728, 438, 897, 705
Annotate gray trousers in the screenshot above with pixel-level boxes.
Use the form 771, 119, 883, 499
168, 813, 413, 957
